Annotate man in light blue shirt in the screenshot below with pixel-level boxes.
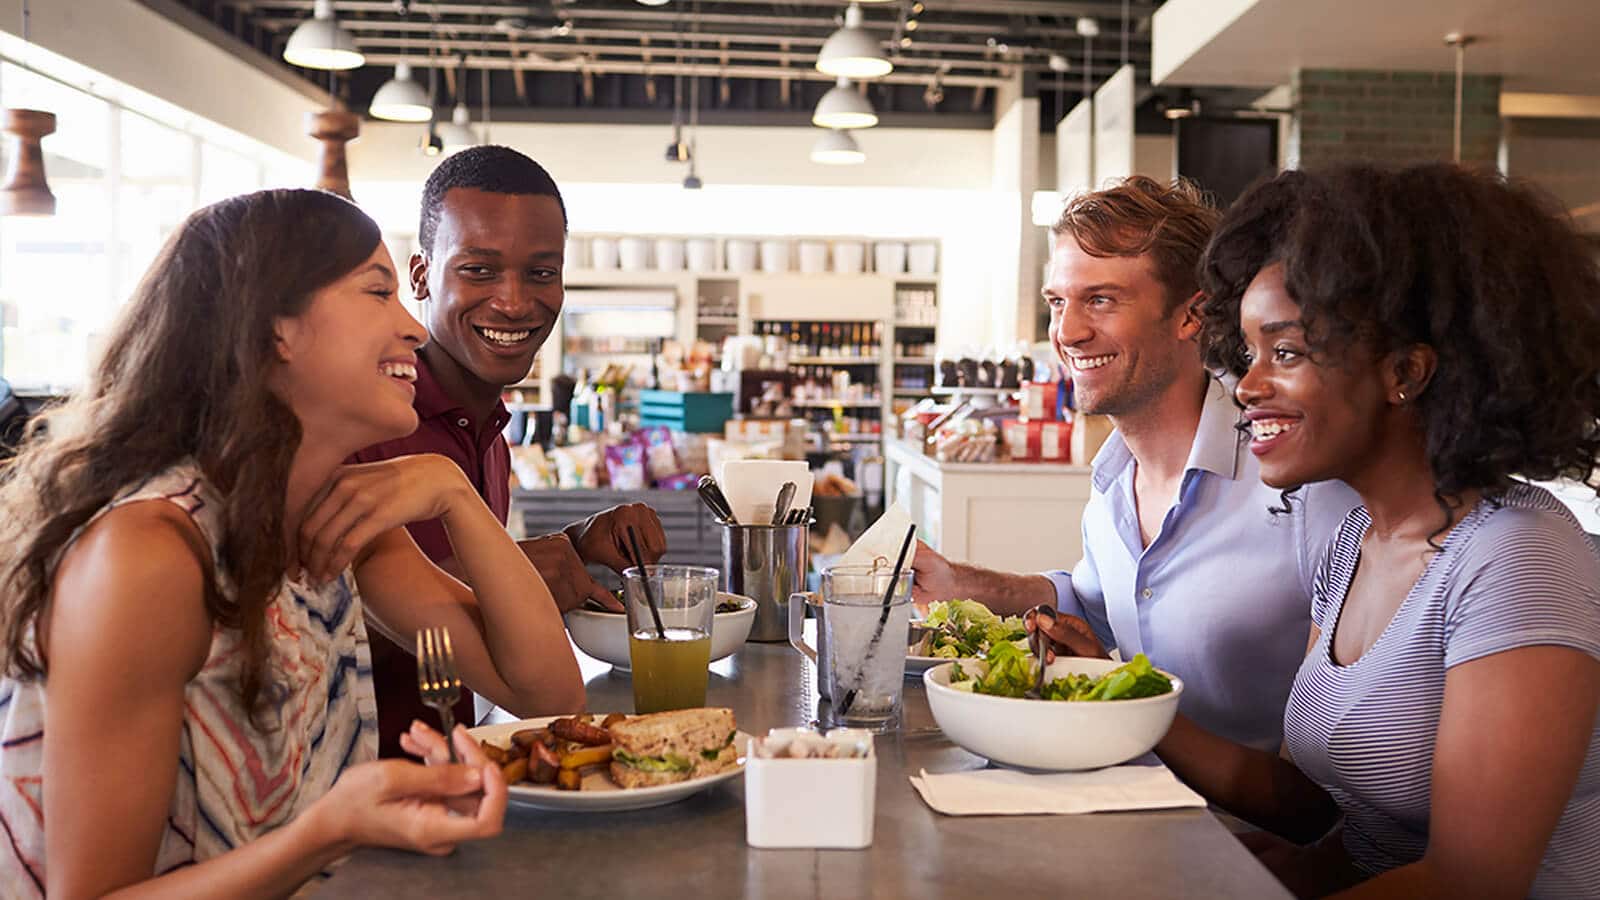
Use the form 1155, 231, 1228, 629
912, 176, 1356, 751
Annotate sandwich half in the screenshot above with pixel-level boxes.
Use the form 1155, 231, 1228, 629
607, 707, 740, 789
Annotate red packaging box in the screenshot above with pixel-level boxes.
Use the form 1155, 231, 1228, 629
1020, 381, 1059, 421
1038, 420, 1072, 461
1002, 419, 1041, 461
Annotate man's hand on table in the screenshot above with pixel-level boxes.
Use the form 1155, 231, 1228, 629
564, 503, 666, 574
519, 533, 622, 613
1025, 606, 1110, 662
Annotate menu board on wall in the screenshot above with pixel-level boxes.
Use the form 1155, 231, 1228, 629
1056, 99, 1094, 201
1092, 64, 1137, 187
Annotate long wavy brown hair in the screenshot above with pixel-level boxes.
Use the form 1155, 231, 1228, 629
0, 188, 382, 723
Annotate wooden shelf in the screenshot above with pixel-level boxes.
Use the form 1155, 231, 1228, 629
793, 400, 882, 409
894, 357, 936, 365
787, 356, 880, 366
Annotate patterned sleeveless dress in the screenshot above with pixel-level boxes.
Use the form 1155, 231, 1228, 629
0, 463, 378, 896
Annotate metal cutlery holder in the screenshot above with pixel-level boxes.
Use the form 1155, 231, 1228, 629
718, 521, 809, 642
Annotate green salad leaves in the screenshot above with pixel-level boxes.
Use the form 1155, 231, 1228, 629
946, 642, 1173, 702
916, 599, 1029, 659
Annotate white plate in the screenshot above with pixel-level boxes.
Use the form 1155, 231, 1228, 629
467, 715, 751, 813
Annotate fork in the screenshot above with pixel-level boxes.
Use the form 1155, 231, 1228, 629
416, 626, 462, 762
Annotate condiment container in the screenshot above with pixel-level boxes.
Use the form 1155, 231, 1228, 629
745, 729, 876, 849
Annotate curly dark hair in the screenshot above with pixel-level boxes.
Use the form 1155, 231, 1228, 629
418, 145, 567, 254
1200, 162, 1600, 512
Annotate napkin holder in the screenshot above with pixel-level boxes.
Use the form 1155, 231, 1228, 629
745, 729, 876, 849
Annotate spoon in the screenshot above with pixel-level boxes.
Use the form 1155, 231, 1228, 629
771, 481, 797, 526
696, 475, 735, 523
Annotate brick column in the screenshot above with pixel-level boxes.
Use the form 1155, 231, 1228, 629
1291, 69, 1501, 169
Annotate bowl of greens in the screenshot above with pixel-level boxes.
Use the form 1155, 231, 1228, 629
923, 643, 1183, 771
905, 599, 1028, 676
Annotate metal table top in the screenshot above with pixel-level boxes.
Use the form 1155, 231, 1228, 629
313, 638, 1292, 899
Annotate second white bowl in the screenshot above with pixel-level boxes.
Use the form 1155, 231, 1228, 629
564, 592, 757, 670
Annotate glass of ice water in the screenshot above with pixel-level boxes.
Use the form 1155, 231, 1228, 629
821, 565, 913, 731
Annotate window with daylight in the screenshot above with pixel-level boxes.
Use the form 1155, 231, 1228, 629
0, 61, 307, 393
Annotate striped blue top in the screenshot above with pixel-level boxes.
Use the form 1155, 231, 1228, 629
1284, 484, 1600, 897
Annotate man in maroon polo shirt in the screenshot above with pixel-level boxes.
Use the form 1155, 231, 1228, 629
354, 146, 666, 756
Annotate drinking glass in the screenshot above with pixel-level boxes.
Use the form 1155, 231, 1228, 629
821, 565, 913, 731
623, 565, 718, 713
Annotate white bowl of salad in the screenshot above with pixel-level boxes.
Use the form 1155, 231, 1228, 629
923, 646, 1183, 771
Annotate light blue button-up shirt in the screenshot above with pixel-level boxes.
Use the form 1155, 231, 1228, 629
1045, 377, 1358, 751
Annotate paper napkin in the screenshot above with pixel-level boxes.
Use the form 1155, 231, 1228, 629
909, 764, 1207, 816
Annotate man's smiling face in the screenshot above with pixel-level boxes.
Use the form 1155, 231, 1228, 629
414, 187, 566, 388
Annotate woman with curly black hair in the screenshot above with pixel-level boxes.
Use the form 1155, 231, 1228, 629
1112, 163, 1600, 899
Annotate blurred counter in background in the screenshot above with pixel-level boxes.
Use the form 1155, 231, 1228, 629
885, 437, 1092, 575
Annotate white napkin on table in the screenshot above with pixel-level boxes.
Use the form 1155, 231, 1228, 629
909, 764, 1206, 816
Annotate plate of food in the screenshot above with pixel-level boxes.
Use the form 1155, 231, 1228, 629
905, 599, 1029, 677
467, 707, 750, 812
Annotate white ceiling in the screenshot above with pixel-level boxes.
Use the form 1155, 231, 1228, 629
1155, 0, 1600, 94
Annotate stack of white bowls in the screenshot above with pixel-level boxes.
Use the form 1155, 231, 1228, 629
833, 241, 865, 274
874, 241, 907, 275
727, 238, 758, 273
655, 238, 686, 271
760, 239, 791, 273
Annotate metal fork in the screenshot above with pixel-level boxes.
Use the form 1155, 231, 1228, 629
416, 626, 462, 762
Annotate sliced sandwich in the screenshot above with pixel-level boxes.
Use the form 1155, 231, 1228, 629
607, 707, 740, 789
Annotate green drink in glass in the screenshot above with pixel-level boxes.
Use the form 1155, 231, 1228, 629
623, 565, 718, 714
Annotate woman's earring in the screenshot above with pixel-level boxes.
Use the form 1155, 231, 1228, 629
1397, 390, 1408, 403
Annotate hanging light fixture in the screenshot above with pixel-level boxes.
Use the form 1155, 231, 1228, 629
812, 77, 877, 129
683, 0, 704, 188
811, 129, 865, 165
284, 0, 365, 71
665, 11, 690, 162
438, 103, 479, 153
419, 125, 444, 157
435, 54, 477, 153
817, 3, 891, 80
369, 62, 432, 122
1, 0, 56, 217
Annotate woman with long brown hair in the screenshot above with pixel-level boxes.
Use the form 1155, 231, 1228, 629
0, 188, 584, 897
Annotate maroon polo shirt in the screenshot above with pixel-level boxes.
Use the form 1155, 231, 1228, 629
351, 347, 513, 757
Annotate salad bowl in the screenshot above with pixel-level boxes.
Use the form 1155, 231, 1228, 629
924, 656, 1183, 771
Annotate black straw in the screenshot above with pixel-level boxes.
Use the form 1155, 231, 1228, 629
838, 523, 917, 716
624, 526, 667, 640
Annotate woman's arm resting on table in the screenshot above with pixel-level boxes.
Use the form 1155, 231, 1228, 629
353, 508, 584, 716
1154, 624, 1341, 844
1326, 644, 1600, 900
